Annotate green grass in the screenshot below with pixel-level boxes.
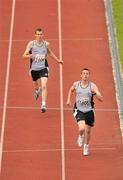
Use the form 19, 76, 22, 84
111, 0, 123, 72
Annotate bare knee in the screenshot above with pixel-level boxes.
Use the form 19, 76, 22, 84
78, 121, 85, 134
85, 128, 91, 137
41, 85, 47, 91
79, 127, 85, 134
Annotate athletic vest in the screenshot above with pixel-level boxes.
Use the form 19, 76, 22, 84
75, 81, 94, 112
30, 41, 48, 70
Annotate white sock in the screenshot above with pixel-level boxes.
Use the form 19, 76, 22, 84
42, 101, 46, 106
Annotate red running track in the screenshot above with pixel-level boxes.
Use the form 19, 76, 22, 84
0, 0, 123, 180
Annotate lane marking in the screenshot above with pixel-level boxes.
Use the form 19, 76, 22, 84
0, 0, 16, 173
0, 106, 121, 112
0, 38, 103, 42
2, 147, 117, 153
58, 0, 65, 180
0, 38, 104, 43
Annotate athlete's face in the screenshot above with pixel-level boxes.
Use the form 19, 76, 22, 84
35, 31, 44, 41
81, 70, 90, 81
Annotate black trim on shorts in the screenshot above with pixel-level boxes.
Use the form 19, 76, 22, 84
29, 49, 33, 68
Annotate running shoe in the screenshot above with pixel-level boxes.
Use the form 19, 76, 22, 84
41, 104, 46, 113
77, 135, 83, 147
34, 88, 41, 100
83, 144, 89, 156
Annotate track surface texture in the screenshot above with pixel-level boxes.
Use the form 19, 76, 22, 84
0, 0, 123, 180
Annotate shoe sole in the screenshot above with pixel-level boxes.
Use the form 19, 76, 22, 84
78, 144, 82, 147
41, 109, 46, 113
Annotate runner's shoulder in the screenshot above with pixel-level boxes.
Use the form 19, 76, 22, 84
90, 82, 97, 88
44, 40, 50, 47
27, 40, 35, 47
73, 81, 80, 88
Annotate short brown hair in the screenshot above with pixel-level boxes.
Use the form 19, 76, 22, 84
81, 68, 90, 74
35, 28, 44, 34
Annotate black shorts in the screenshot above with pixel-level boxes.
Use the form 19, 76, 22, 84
31, 68, 49, 81
73, 108, 95, 127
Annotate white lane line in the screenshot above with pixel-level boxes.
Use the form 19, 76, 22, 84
0, 38, 104, 42
0, 106, 121, 112
58, 0, 65, 180
2, 147, 117, 153
0, 0, 16, 173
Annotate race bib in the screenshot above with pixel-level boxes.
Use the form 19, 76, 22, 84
34, 54, 45, 62
79, 97, 90, 107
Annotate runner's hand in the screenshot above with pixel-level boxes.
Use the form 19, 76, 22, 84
58, 60, 63, 64
66, 100, 71, 106
91, 89, 96, 95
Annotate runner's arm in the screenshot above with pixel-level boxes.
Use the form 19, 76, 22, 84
23, 41, 33, 60
66, 82, 77, 106
91, 83, 103, 102
47, 43, 63, 64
